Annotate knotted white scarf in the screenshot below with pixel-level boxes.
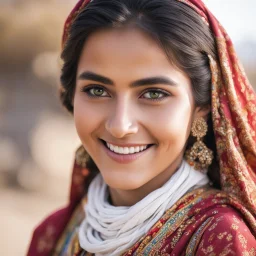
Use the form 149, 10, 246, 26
79, 160, 209, 255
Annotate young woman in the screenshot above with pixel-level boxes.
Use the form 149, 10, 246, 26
27, 0, 256, 255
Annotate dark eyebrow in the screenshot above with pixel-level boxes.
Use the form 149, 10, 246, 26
78, 71, 178, 87
131, 77, 178, 87
78, 71, 114, 85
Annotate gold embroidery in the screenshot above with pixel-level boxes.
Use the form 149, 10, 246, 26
136, 235, 152, 253
217, 232, 227, 240
231, 224, 239, 230
37, 225, 55, 253
206, 245, 214, 253
238, 234, 248, 249
226, 234, 233, 241
208, 233, 216, 243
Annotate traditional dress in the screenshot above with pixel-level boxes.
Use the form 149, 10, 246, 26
27, 0, 256, 255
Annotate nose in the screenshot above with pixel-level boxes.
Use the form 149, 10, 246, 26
105, 99, 138, 138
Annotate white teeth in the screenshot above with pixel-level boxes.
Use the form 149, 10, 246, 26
114, 146, 119, 153
123, 147, 129, 154
129, 147, 135, 154
105, 142, 149, 154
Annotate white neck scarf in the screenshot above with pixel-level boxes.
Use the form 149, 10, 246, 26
79, 160, 209, 256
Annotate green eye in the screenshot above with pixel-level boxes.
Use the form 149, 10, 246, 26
93, 88, 104, 96
81, 86, 109, 98
149, 91, 160, 99
143, 90, 167, 100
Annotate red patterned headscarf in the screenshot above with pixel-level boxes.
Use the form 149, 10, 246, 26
62, 0, 256, 215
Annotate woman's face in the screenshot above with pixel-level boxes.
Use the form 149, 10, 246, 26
74, 27, 206, 190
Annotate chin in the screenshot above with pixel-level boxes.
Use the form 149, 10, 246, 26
101, 171, 148, 191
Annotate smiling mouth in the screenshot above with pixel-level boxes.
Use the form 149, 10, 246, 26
99, 139, 154, 155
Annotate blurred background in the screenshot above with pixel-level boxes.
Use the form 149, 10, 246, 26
0, 0, 255, 255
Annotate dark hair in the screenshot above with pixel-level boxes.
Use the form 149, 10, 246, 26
60, 0, 220, 187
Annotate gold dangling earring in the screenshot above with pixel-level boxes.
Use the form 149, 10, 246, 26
75, 145, 90, 169
185, 117, 213, 172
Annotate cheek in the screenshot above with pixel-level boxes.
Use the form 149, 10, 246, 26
147, 99, 193, 145
73, 96, 103, 142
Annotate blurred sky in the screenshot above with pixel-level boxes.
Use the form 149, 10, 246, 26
205, 0, 256, 43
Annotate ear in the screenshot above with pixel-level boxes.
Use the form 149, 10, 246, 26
193, 105, 211, 121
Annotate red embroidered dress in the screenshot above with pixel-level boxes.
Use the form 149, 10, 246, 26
27, 162, 256, 255
27, 0, 256, 255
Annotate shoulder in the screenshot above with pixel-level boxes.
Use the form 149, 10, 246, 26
27, 206, 72, 256
195, 206, 256, 255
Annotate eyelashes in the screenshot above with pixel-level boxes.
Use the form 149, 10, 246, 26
80, 85, 170, 102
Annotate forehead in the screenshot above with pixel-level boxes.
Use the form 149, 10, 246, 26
78, 27, 171, 72
77, 27, 190, 87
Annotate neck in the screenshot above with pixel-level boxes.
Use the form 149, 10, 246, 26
108, 155, 183, 207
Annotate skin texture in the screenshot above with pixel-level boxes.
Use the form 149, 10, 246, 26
73, 27, 209, 206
